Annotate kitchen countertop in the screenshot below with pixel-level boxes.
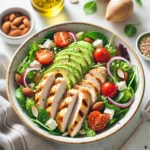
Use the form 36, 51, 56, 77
0, 0, 150, 150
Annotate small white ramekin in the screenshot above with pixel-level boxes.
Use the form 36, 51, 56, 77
136, 31, 150, 61
0, 7, 35, 45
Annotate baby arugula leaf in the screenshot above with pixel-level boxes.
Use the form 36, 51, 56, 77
83, 1, 97, 15
124, 24, 137, 37
136, 0, 142, 6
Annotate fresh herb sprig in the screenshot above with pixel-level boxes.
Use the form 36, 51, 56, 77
83, 1, 97, 15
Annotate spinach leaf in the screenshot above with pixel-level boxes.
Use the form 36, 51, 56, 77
30, 118, 61, 135
15, 86, 26, 109
85, 31, 108, 46
83, 1, 97, 15
44, 31, 56, 40
106, 118, 118, 128
37, 108, 50, 124
82, 118, 96, 137
124, 24, 137, 37
114, 108, 129, 120
136, 0, 142, 6
25, 98, 36, 118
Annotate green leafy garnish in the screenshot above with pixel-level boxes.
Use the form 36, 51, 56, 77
124, 24, 137, 37
136, 0, 142, 6
83, 1, 97, 15
30, 118, 61, 135
44, 31, 56, 39
76, 32, 86, 41
15, 86, 26, 109
85, 31, 108, 46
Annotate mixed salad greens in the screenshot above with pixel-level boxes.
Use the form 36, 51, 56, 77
14, 30, 138, 137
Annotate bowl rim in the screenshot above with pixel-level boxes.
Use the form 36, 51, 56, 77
136, 31, 150, 61
0, 7, 35, 40
6, 21, 145, 144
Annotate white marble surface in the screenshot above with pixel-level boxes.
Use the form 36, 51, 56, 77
0, 0, 150, 150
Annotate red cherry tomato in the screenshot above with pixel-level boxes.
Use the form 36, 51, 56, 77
94, 47, 110, 63
88, 111, 109, 131
54, 32, 72, 47
101, 82, 118, 98
36, 50, 54, 65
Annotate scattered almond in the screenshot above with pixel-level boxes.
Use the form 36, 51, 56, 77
32, 106, 38, 118
92, 102, 104, 112
23, 19, 30, 28
70, 0, 78, 4
15, 73, 22, 85
3, 15, 10, 23
22, 87, 35, 97
123, 72, 129, 81
84, 37, 94, 44
2, 21, 11, 34
18, 24, 26, 30
9, 14, 16, 22
12, 17, 23, 26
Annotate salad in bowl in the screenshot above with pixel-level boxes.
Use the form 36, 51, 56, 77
7, 22, 144, 143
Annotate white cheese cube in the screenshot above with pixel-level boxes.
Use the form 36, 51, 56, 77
29, 83, 35, 89
45, 118, 58, 130
30, 60, 42, 69
104, 108, 115, 120
93, 39, 103, 48
116, 81, 127, 91
43, 39, 55, 49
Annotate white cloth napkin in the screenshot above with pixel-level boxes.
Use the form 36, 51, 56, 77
0, 52, 55, 150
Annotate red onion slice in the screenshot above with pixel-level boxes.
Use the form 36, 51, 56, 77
106, 56, 132, 78
69, 32, 78, 42
107, 96, 134, 109
22, 68, 41, 88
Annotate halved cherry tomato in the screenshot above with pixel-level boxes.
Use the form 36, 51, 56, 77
94, 47, 110, 63
101, 82, 118, 98
54, 32, 72, 47
36, 50, 54, 65
88, 111, 109, 131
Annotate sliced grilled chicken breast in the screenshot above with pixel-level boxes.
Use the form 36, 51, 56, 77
45, 77, 67, 119
56, 89, 78, 132
35, 73, 55, 108
68, 85, 91, 137
84, 73, 101, 92
89, 67, 106, 84
80, 80, 98, 105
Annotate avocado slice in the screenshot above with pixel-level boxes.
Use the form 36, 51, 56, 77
43, 66, 74, 89
55, 52, 89, 74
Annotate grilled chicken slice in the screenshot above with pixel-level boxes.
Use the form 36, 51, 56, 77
84, 73, 101, 92
80, 80, 98, 105
45, 77, 67, 119
35, 73, 55, 108
68, 85, 91, 137
89, 67, 106, 84
56, 89, 78, 132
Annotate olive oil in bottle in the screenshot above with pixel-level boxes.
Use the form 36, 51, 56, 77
31, 0, 64, 17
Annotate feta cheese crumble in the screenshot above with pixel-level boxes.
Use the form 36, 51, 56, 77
43, 39, 55, 49
45, 118, 58, 130
116, 81, 127, 91
93, 39, 103, 48
30, 60, 42, 68
104, 108, 115, 120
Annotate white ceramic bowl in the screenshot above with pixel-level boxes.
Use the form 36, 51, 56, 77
136, 31, 150, 61
0, 7, 35, 45
6, 22, 145, 144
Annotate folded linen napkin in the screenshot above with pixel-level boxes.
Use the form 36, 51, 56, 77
0, 52, 55, 150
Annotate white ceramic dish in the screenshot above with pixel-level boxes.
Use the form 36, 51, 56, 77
0, 7, 35, 45
136, 31, 150, 61
6, 22, 145, 144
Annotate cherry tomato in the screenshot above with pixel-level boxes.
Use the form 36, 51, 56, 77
101, 82, 118, 98
36, 50, 54, 65
54, 32, 72, 47
88, 111, 109, 131
94, 47, 110, 62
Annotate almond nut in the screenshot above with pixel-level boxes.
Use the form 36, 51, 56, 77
3, 15, 10, 23
84, 37, 94, 44
22, 87, 35, 97
10, 23, 17, 30
34, 72, 41, 82
123, 72, 129, 81
15, 73, 22, 85
18, 24, 26, 30
23, 19, 30, 28
92, 102, 104, 112
9, 14, 16, 22
21, 16, 29, 20
2, 21, 11, 34
21, 28, 30, 35
12, 17, 23, 26
8, 29, 22, 37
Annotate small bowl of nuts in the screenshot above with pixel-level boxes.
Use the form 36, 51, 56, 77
136, 31, 150, 61
0, 7, 35, 45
